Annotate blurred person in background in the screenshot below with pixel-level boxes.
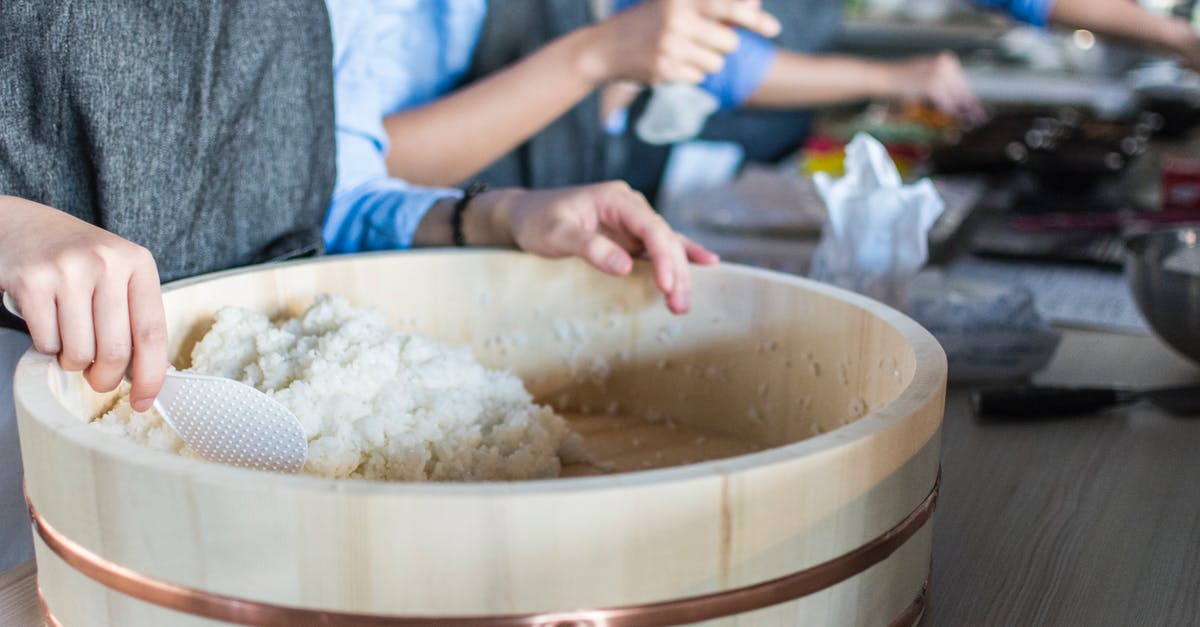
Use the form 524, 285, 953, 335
624, 0, 1200, 200
324, 0, 984, 230
324, 0, 761, 315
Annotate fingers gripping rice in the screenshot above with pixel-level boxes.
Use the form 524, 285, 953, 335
92, 295, 580, 481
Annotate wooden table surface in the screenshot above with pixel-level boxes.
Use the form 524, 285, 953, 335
0, 559, 38, 626
3, 327, 1198, 626
928, 328, 1200, 626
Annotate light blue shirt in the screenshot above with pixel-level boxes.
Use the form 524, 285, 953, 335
323, 0, 779, 254
325, 0, 486, 253
324, 0, 1058, 255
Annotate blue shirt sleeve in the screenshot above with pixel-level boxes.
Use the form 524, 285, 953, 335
972, 0, 1054, 26
610, 0, 777, 110
699, 30, 778, 110
326, 63, 459, 254
323, 0, 481, 254
324, 178, 459, 254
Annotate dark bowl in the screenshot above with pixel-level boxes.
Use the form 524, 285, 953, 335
1136, 87, 1200, 138
1125, 226, 1200, 364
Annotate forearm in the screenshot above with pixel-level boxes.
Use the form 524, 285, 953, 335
383, 27, 607, 188
1048, 0, 1190, 53
410, 189, 521, 248
324, 178, 462, 253
744, 52, 894, 109
0, 194, 25, 228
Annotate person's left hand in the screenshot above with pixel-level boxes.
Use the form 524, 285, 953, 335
499, 182, 719, 314
1162, 18, 1200, 71
884, 52, 985, 125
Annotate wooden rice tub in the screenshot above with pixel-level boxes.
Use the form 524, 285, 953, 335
15, 251, 946, 626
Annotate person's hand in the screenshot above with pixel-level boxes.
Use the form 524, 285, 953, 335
1162, 18, 1200, 71
1179, 38, 1200, 73
883, 52, 985, 124
0, 196, 167, 411
492, 183, 719, 314
577, 0, 782, 85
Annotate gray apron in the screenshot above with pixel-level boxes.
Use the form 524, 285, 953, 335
0, 331, 32, 573
0, 0, 335, 290
465, 0, 611, 189
463, 0, 845, 201
0, 0, 335, 572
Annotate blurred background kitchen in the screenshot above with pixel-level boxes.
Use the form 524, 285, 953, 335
648, 0, 1200, 383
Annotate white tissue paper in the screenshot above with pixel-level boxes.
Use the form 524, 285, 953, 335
636, 83, 719, 146
809, 133, 944, 307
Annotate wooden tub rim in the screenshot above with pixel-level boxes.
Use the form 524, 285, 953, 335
14, 251, 947, 497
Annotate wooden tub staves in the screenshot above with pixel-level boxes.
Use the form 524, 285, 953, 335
14, 251, 946, 626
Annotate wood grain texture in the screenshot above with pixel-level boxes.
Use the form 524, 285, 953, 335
927, 330, 1200, 626
0, 560, 39, 627
560, 413, 765, 477
12, 252, 944, 626
10, 297, 1195, 625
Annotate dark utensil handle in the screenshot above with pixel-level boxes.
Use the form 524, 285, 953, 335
972, 387, 1126, 418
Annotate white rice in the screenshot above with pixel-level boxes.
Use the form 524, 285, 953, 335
93, 295, 581, 481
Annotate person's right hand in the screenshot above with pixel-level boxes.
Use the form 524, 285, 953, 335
1162, 18, 1200, 72
884, 52, 985, 125
578, 0, 782, 85
468, 182, 720, 315
0, 196, 167, 412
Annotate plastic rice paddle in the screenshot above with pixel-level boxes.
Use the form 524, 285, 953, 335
3, 291, 307, 473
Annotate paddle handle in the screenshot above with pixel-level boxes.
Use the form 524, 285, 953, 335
971, 386, 1130, 419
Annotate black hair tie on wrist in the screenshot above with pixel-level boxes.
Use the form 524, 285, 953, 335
451, 182, 488, 247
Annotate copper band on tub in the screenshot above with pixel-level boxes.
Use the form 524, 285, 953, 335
887, 578, 928, 627
28, 469, 939, 627
38, 579, 932, 627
